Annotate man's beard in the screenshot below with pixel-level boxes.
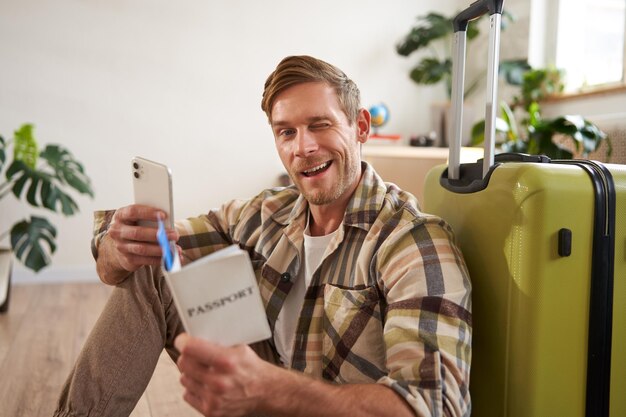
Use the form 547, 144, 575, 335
291, 156, 360, 206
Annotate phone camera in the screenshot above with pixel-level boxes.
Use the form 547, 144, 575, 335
133, 162, 139, 169
134, 172, 140, 179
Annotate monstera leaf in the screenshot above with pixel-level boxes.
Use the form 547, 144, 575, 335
396, 13, 452, 56
410, 58, 452, 85
10, 216, 57, 272
6, 160, 79, 215
40, 145, 94, 197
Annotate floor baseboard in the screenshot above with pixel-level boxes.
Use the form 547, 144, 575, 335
13, 264, 99, 285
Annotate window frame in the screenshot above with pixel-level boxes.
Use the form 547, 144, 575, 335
528, 0, 626, 96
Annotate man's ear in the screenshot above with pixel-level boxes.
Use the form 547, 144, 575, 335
356, 108, 370, 144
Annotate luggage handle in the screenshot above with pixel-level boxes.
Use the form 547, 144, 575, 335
452, 0, 504, 31
448, 0, 504, 180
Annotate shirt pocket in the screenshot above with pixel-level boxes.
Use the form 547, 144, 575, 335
321, 284, 387, 383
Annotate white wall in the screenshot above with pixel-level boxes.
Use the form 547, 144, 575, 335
1, 0, 468, 282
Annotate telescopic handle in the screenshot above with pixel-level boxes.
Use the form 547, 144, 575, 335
448, 0, 504, 180
453, 0, 504, 31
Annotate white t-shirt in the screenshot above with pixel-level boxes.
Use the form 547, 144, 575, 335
273, 221, 339, 366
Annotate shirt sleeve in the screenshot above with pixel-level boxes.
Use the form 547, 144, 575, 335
89, 191, 270, 263
375, 216, 472, 417
173, 196, 263, 263
88, 200, 247, 262
91, 209, 116, 260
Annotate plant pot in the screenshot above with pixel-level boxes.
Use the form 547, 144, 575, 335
0, 248, 13, 313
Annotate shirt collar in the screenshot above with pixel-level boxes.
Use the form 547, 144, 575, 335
271, 161, 386, 232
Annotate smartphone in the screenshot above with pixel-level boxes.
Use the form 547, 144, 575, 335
131, 156, 174, 228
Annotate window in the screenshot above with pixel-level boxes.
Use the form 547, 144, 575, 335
529, 0, 626, 92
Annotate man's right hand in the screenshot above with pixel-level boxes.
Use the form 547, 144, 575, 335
97, 204, 180, 285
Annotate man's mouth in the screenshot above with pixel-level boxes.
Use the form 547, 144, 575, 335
301, 161, 331, 177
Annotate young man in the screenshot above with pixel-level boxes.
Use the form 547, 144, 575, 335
55, 56, 472, 417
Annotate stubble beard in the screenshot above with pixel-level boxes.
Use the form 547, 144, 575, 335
293, 155, 360, 206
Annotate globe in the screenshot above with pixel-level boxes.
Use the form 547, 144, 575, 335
369, 104, 389, 128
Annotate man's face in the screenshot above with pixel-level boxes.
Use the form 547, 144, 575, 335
270, 82, 369, 207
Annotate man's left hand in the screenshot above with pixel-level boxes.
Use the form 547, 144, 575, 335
175, 333, 417, 417
174, 333, 274, 417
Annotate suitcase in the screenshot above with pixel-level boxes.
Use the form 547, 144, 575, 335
422, 1, 626, 416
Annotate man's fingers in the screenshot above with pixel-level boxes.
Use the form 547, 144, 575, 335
116, 241, 164, 257
175, 334, 227, 368
117, 227, 159, 244
109, 223, 179, 244
118, 253, 162, 271
115, 204, 170, 224
180, 373, 205, 393
182, 389, 211, 417
177, 352, 210, 379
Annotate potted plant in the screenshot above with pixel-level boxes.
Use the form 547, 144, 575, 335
396, 11, 515, 145
470, 66, 612, 159
0, 123, 93, 312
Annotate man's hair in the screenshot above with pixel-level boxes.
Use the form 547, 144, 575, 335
261, 55, 361, 124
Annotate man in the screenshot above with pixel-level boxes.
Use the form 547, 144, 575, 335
55, 55, 472, 417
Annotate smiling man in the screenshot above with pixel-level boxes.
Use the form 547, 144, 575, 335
55, 55, 472, 417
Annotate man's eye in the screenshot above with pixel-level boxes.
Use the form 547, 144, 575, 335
279, 129, 296, 137
311, 123, 330, 130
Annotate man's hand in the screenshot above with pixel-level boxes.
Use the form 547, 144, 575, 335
174, 334, 416, 417
175, 333, 272, 417
97, 204, 179, 285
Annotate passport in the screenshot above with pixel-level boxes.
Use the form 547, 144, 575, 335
163, 245, 271, 346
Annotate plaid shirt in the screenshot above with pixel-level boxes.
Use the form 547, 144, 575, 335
92, 162, 472, 416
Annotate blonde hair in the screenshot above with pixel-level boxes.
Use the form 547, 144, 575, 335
261, 55, 361, 124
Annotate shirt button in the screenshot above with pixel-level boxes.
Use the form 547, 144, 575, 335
280, 272, 291, 283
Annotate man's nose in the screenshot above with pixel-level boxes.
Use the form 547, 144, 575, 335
295, 130, 318, 157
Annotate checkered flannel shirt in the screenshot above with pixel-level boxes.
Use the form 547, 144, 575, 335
92, 162, 472, 416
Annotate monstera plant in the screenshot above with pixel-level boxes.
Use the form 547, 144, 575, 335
396, 11, 515, 99
0, 123, 93, 272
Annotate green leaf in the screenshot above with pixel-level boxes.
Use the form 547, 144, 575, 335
467, 19, 481, 40
520, 67, 564, 107
528, 125, 554, 155
579, 121, 608, 155
396, 13, 451, 56
547, 116, 582, 136
499, 101, 519, 141
5, 160, 79, 215
0, 135, 6, 173
543, 115, 609, 157
13, 124, 38, 169
499, 59, 531, 86
470, 120, 486, 146
470, 117, 510, 146
40, 144, 94, 197
527, 102, 542, 127
10, 215, 57, 272
410, 58, 451, 85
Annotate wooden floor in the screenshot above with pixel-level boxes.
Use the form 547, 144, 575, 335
0, 282, 200, 417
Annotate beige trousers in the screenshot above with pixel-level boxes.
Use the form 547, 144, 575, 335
53, 266, 185, 417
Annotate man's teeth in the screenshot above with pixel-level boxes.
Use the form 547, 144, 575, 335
303, 162, 330, 174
